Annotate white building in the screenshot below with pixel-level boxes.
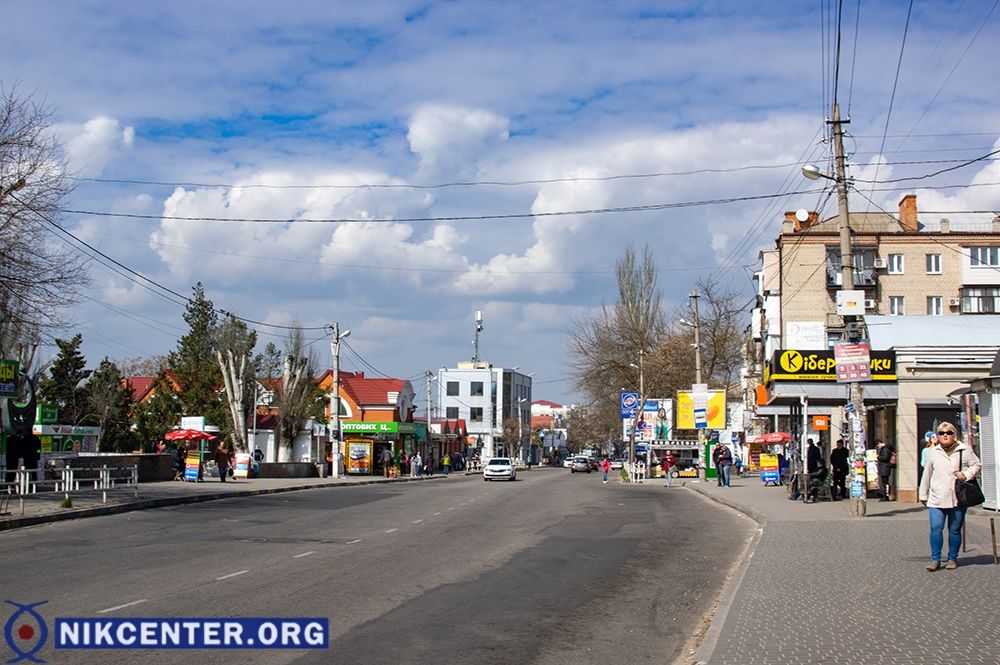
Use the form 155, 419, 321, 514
437, 362, 533, 459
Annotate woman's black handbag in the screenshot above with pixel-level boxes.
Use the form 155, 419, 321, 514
956, 451, 985, 507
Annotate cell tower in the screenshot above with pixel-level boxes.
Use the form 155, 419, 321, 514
473, 310, 484, 362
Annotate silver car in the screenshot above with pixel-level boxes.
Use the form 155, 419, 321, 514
569, 456, 591, 473
483, 457, 516, 481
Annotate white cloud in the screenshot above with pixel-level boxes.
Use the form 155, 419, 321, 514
61, 116, 134, 176
407, 104, 509, 175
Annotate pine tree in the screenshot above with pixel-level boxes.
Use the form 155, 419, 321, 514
167, 283, 223, 426
87, 358, 137, 452
37, 333, 92, 424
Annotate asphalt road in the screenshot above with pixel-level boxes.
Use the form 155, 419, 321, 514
1, 469, 753, 665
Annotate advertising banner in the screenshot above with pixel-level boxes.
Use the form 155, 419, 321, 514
834, 342, 871, 383
767, 349, 895, 382
676, 390, 727, 429
0, 358, 18, 398
183, 451, 201, 482
760, 453, 780, 485
621, 399, 672, 442
233, 452, 250, 479
620, 391, 640, 419
347, 440, 373, 474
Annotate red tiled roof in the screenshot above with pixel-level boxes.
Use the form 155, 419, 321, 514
341, 374, 406, 406
127, 376, 155, 402
533, 399, 563, 408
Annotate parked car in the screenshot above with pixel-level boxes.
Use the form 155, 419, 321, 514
569, 456, 591, 473
483, 457, 516, 481
609, 458, 625, 470
586, 456, 599, 471
562, 457, 575, 468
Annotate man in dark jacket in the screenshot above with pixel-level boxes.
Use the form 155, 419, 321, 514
830, 439, 850, 500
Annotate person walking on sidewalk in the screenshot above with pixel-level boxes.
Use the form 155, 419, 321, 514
712, 443, 725, 486
876, 439, 896, 500
662, 452, 676, 487
919, 422, 981, 571
410, 452, 421, 478
720, 445, 733, 487
380, 447, 393, 478
443, 453, 451, 476
213, 441, 232, 482
600, 457, 611, 484
830, 439, 849, 500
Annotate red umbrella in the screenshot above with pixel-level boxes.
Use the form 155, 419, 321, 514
164, 428, 217, 441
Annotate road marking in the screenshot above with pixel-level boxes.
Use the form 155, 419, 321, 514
293, 551, 315, 559
413, 519, 424, 524
433, 512, 442, 516
97, 599, 147, 614
216, 570, 250, 581
385, 528, 398, 533
347, 538, 362, 544
447, 507, 455, 511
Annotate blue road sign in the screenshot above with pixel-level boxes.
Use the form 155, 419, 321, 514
620, 391, 640, 419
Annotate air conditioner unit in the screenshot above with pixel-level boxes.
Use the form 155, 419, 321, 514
949, 297, 961, 307
873, 258, 887, 269
864, 299, 877, 310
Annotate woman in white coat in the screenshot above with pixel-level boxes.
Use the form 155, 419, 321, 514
917, 422, 981, 571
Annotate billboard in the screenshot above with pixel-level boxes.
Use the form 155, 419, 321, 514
676, 390, 727, 429
621, 399, 672, 442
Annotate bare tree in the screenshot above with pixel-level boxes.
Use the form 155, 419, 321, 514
269, 325, 321, 460
215, 316, 257, 453
569, 244, 665, 451
0, 85, 88, 358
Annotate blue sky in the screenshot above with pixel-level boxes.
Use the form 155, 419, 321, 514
3, 1, 999, 408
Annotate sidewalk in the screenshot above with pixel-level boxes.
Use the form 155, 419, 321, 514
0, 472, 455, 531
685, 476, 1000, 665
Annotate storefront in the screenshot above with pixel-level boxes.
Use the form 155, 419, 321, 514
650, 440, 702, 478
340, 421, 420, 475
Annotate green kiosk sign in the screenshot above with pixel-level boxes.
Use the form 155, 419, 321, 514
0, 359, 18, 398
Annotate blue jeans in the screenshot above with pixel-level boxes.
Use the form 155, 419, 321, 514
928, 506, 967, 562
721, 464, 731, 487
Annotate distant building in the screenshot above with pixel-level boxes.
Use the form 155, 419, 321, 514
437, 362, 532, 459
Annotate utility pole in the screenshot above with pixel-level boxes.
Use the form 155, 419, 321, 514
690, 292, 706, 480
628, 349, 645, 478
426, 369, 433, 461
830, 103, 867, 518
329, 322, 350, 478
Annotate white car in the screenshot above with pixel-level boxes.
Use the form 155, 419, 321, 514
483, 457, 517, 481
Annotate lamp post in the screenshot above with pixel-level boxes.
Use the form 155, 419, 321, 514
802, 101, 866, 517
329, 323, 350, 478
682, 292, 705, 477
518, 397, 527, 464
628, 349, 645, 476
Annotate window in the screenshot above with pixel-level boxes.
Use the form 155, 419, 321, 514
445, 406, 459, 419
927, 296, 942, 316
961, 287, 1000, 313
887, 254, 904, 274
446, 381, 459, 396
926, 253, 941, 274
470, 407, 483, 422
889, 296, 904, 316
971, 246, 1000, 267
470, 381, 484, 396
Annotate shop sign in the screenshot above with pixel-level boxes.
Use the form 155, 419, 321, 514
768, 349, 896, 382
36, 404, 59, 425
0, 358, 18, 397
812, 415, 829, 431
759, 453, 780, 484
342, 421, 399, 434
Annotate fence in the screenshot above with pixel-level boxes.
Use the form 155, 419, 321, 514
0, 464, 139, 516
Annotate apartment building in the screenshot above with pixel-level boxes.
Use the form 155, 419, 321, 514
744, 195, 1000, 501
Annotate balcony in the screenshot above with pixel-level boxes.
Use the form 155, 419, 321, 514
826, 260, 877, 288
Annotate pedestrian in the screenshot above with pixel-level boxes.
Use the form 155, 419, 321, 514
662, 452, 676, 487
712, 443, 725, 486
172, 443, 186, 481
806, 455, 828, 503
380, 446, 393, 478
720, 445, 733, 487
410, 452, 421, 478
213, 441, 231, 482
920, 431, 938, 468
600, 457, 611, 484
443, 453, 451, 476
876, 439, 896, 501
830, 439, 849, 500
918, 422, 981, 571
252, 446, 265, 478
426, 453, 434, 476
155, 440, 167, 454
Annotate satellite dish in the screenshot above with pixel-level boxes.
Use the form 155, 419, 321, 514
795, 209, 809, 222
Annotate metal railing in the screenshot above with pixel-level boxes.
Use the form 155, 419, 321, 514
2, 464, 139, 515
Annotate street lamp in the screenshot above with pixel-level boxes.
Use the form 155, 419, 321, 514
518, 397, 527, 464
329, 324, 350, 478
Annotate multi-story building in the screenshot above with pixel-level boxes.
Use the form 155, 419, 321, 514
437, 362, 532, 460
745, 195, 1000, 501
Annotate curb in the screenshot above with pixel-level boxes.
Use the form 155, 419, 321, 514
0, 475, 446, 532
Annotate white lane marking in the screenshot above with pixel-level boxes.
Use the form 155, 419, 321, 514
413, 519, 424, 524
216, 570, 250, 581
347, 538, 362, 544
433, 512, 442, 516
293, 551, 315, 559
385, 528, 398, 533
447, 507, 456, 511
97, 599, 147, 614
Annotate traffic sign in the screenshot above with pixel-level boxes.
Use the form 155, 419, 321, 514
620, 391, 640, 419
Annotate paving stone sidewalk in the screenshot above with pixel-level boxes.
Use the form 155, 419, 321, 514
686, 478, 1000, 664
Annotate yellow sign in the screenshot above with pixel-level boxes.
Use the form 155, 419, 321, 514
676, 390, 727, 429
769, 349, 896, 382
